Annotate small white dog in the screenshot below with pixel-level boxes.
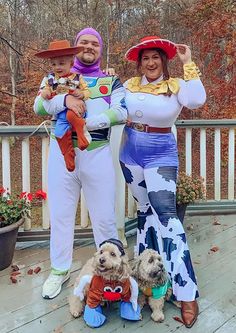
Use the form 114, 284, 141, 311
69, 239, 140, 327
132, 249, 172, 323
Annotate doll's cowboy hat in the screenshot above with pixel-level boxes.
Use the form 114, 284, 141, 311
35, 40, 83, 58
125, 36, 177, 61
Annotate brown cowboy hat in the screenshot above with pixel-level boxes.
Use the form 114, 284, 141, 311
35, 40, 83, 59
125, 36, 177, 61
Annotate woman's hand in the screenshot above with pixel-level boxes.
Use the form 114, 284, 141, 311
176, 44, 192, 65
65, 95, 86, 116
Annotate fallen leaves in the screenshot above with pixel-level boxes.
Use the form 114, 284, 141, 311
11, 264, 25, 271
186, 224, 194, 231
11, 271, 21, 276
53, 326, 63, 333
9, 264, 42, 283
33, 266, 41, 274
210, 246, 219, 252
212, 216, 221, 225
173, 316, 184, 324
10, 276, 18, 284
27, 269, 34, 275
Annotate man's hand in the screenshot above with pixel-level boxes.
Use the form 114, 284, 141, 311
65, 95, 86, 117
71, 89, 85, 99
176, 44, 192, 65
40, 87, 52, 100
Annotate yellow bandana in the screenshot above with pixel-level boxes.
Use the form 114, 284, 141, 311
126, 76, 180, 95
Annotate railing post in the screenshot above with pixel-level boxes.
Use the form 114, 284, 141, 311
200, 128, 207, 188
214, 128, 221, 200
80, 191, 89, 228
22, 137, 31, 230
128, 189, 136, 219
1, 137, 11, 192
110, 125, 127, 246
185, 128, 192, 175
42, 137, 50, 229
228, 128, 235, 200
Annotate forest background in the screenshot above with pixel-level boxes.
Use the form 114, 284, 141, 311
0, 0, 235, 204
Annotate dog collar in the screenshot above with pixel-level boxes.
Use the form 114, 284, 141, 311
141, 280, 171, 300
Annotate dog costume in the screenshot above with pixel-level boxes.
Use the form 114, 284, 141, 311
74, 239, 141, 328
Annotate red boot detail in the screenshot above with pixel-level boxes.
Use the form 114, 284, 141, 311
66, 110, 89, 150
56, 129, 75, 172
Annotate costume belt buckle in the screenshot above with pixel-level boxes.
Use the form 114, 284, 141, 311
133, 123, 145, 132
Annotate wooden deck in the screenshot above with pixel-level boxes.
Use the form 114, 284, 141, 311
1, 214, 236, 333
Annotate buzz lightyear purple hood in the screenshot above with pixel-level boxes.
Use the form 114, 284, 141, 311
71, 27, 106, 78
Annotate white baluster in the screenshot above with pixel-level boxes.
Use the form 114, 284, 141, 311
22, 137, 31, 230
185, 128, 192, 175
42, 137, 50, 229
228, 128, 235, 200
128, 188, 136, 219
214, 128, 221, 200
200, 128, 207, 189
172, 124, 177, 142
110, 125, 126, 245
80, 191, 89, 228
2, 137, 11, 192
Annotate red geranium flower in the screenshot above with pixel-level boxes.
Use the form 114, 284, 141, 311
20, 192, 33, 202
27, 193, 33, 202
34, 190, 47, 200
0, 187, 6, 195
20, 192, 27, 199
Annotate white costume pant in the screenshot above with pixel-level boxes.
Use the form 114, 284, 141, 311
120, 162, 198, 302
48, 138, 118, 271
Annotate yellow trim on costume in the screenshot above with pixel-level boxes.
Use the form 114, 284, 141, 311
183, 62, 201, 81
126, 77, 180, 95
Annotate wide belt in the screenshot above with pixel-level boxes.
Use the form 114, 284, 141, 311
126, 122, 171, 133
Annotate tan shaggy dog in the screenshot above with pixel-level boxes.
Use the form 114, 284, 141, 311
132, 249, 172, 323
69, 241, 137, 318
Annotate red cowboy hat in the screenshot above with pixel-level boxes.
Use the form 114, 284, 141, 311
125, 36, 177, 61
35, 40, 84, 59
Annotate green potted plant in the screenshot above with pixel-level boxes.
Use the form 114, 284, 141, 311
176, 172, 206, 223
0, 187, 47, 270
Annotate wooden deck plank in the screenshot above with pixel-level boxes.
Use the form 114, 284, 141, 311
1, 214, 236, 333
214, 316, 236, 333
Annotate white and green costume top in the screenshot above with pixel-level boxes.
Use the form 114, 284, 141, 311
34, 75, 127, 150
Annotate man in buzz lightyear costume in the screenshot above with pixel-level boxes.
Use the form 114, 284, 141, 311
34, 27, 127, 299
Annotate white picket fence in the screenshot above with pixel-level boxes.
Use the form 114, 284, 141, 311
1, 119, 236, 241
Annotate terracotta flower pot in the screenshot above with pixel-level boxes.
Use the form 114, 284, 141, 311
0, 218, 24, 271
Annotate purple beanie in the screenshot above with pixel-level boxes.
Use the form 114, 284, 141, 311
71, 27, 105, 77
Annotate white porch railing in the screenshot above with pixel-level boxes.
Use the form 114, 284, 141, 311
1, 119, 236, 242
